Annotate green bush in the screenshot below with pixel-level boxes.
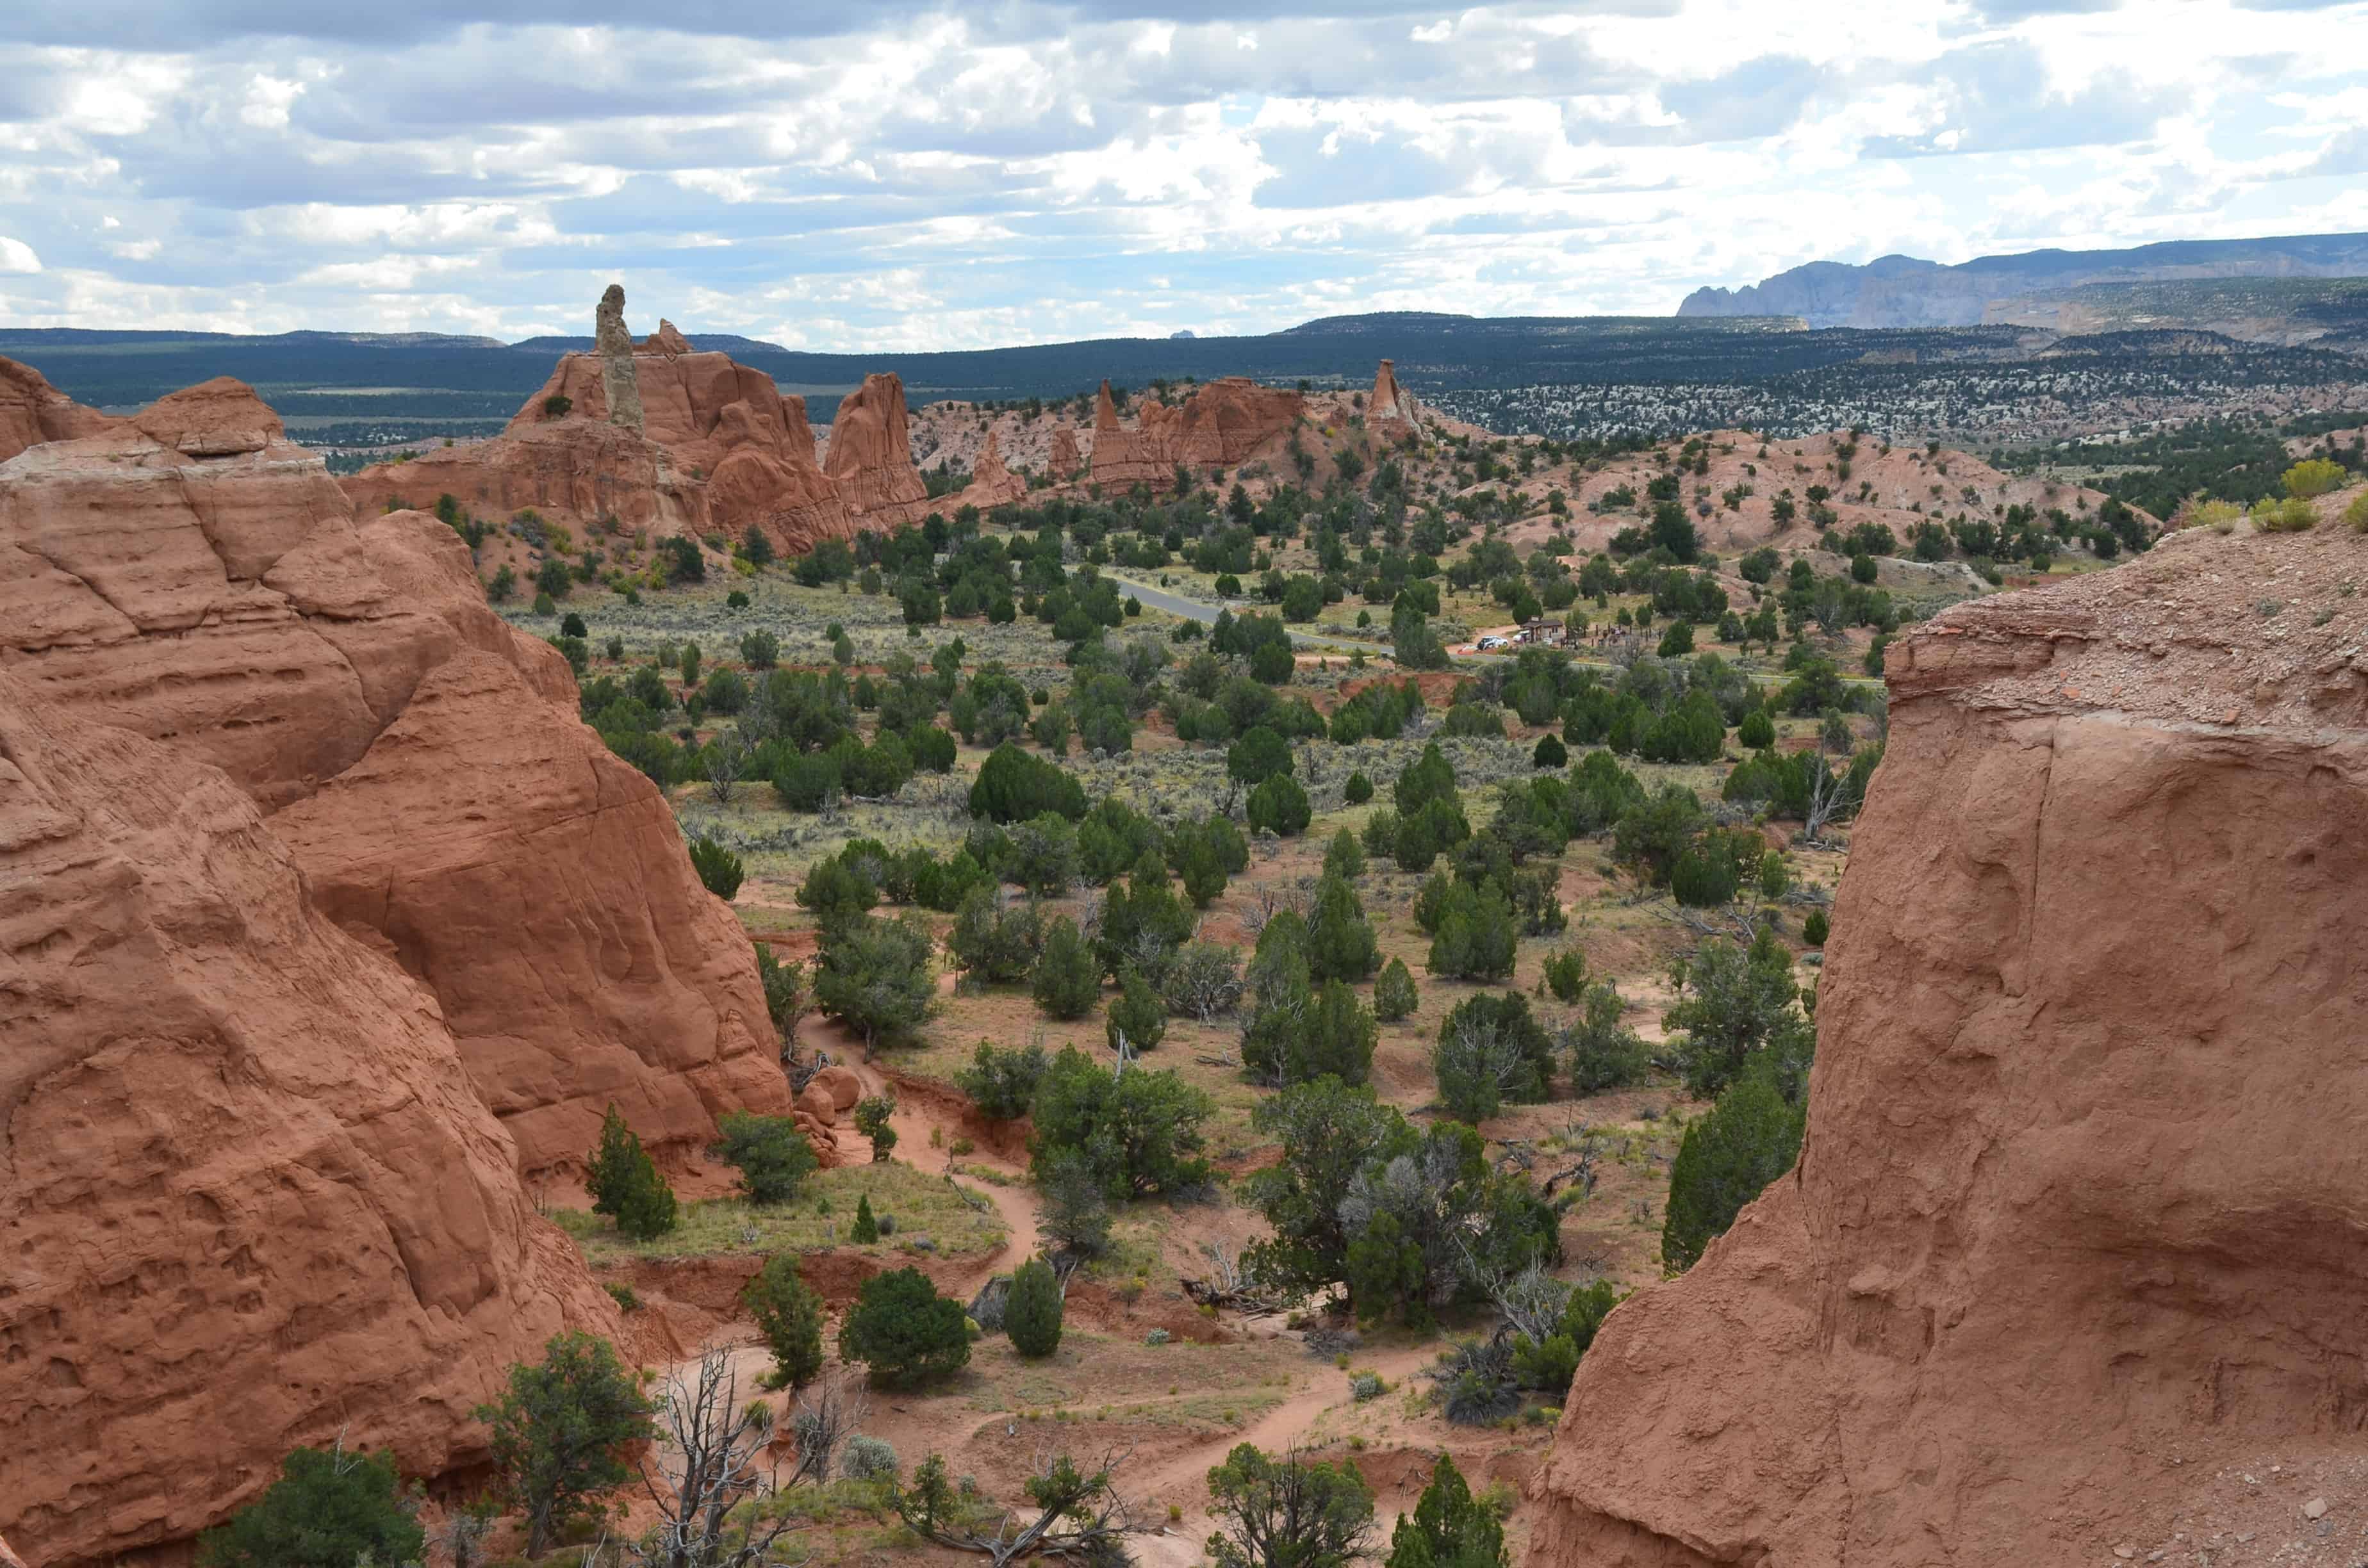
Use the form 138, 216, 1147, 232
197, 1446, 424, 1568
1804, 908, 1830, 945
1373, 957, 1419, 1022
970, 742, 1087, 822
743, 1255, 825, 1388
709, 1112, 819, 1204
1531, 733, 1568, 769
852, 1096, 898, 1162
1106, 967, 1167, 1054
475, 1332, 654, 1556
1662, 1075, 1805, 1272
586, 1105, 676, 1240
851, 1193, 881, 1243
1029, 1046, 1215, 1197
1005, 1257, 1065, 1358
689, 835, 744, 900
1032, 917, 1103, 1020
955, 1039, 1049, 1120
1344, 770, 1374, 804
1542, 947, 1588, 1003
839, 1267, 971, 1387
1246, 774, 1312, 837
1385, 1451, 1506, 1568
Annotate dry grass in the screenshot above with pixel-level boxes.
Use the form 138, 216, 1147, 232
551, 1160, 1006, 1264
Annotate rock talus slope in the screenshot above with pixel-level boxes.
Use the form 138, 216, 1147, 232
0, 674, 619, 1568
1528, 521, 2368, 1565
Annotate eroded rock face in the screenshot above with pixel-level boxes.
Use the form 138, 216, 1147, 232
957, 429, 1026, 511
1050, 423, 1084, 478
0, 675, 618, 1568
1, 377, 794, 1179
1369, 358, 1422, 437
1528, 523, 2368, 1566
1089, 376, 1304, 491
595, 282, 646, 432
271, 648, 792, 1176
0, 357, 119, 462
823, 371, 930, 525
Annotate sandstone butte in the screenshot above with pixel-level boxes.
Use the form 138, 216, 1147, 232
1088, 375, 1305, 492
1529, 517, 2368, 1566
1049, 421, 1085, 478
338, 286, 928, 555
0, 362, 818, 1566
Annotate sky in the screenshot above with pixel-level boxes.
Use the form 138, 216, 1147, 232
1, 1, 2364, 350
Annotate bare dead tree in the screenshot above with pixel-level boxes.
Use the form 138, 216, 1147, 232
894, 1445, 1139, 1567
785, 1373, 869, 1489
704, 731, 750, 807
625, 1349, 807, 1568
1801, 760, 1850, 845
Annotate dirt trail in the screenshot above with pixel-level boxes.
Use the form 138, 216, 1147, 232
844, 1056, 1042, 1282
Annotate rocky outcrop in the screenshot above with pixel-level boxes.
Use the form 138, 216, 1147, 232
1, 376, 464, 808
271, 647, 792, 1176
595, 282, 646, 432
1369, 358, 1423, 439
0, 673, 618, 1568
1529, 522, 2368, 1565
1050, 424, 1084, 477
1, 375, 795, 1180
340, 290, 900, 557
0, 357, 118, 462
823, 372, 930, 525
957, 429, 1026, 511
1089, 376, 1304, 492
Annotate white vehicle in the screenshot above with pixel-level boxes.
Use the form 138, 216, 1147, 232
1476, 636, 1506, 650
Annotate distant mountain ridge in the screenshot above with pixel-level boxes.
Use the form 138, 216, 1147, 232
1679, 232, 2368, 329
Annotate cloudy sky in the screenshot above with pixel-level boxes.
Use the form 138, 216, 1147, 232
1, 1, 2364, 349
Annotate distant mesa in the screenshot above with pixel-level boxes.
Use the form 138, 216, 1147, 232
1679, 230, 2368, 330
1170, 328, 1197, 339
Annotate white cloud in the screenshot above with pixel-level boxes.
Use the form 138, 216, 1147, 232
0, 0, 2358, 344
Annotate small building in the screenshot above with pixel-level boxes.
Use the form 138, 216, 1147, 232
1517, 619, 1563, 646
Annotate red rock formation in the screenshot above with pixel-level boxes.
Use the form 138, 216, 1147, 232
1050, 423, 1084, 478
1089, 376, 1304, 491
1529, 523, 2368, 1566
823, 371, 931, 525
1, 376, 465, 808
0, 674, 618, 1568
338, 415, 709, 539
1, 376, 795, 1180
1369, 357, 1422, 439
0, 357, 119, 462
957, 429, 1026, 511
271, 647, 792, 1176
0, 1531, 26, 1568
340, 293, 901, 557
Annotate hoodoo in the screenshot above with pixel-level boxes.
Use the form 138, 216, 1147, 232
823, 370, 931, 525
1527, 518, 2368, 1565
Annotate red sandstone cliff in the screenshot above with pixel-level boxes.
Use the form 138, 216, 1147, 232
1088, 376, 1304, 492
0, 673, 621, 1567
957, 429, 1027, 511
1369, 357, 1424, 439
0, 367, 794, 1179
1528, 519, 2368, 1565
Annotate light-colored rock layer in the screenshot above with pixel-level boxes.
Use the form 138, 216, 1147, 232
1527, 521, 2368, 1566
1089, 376, 1304, 491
